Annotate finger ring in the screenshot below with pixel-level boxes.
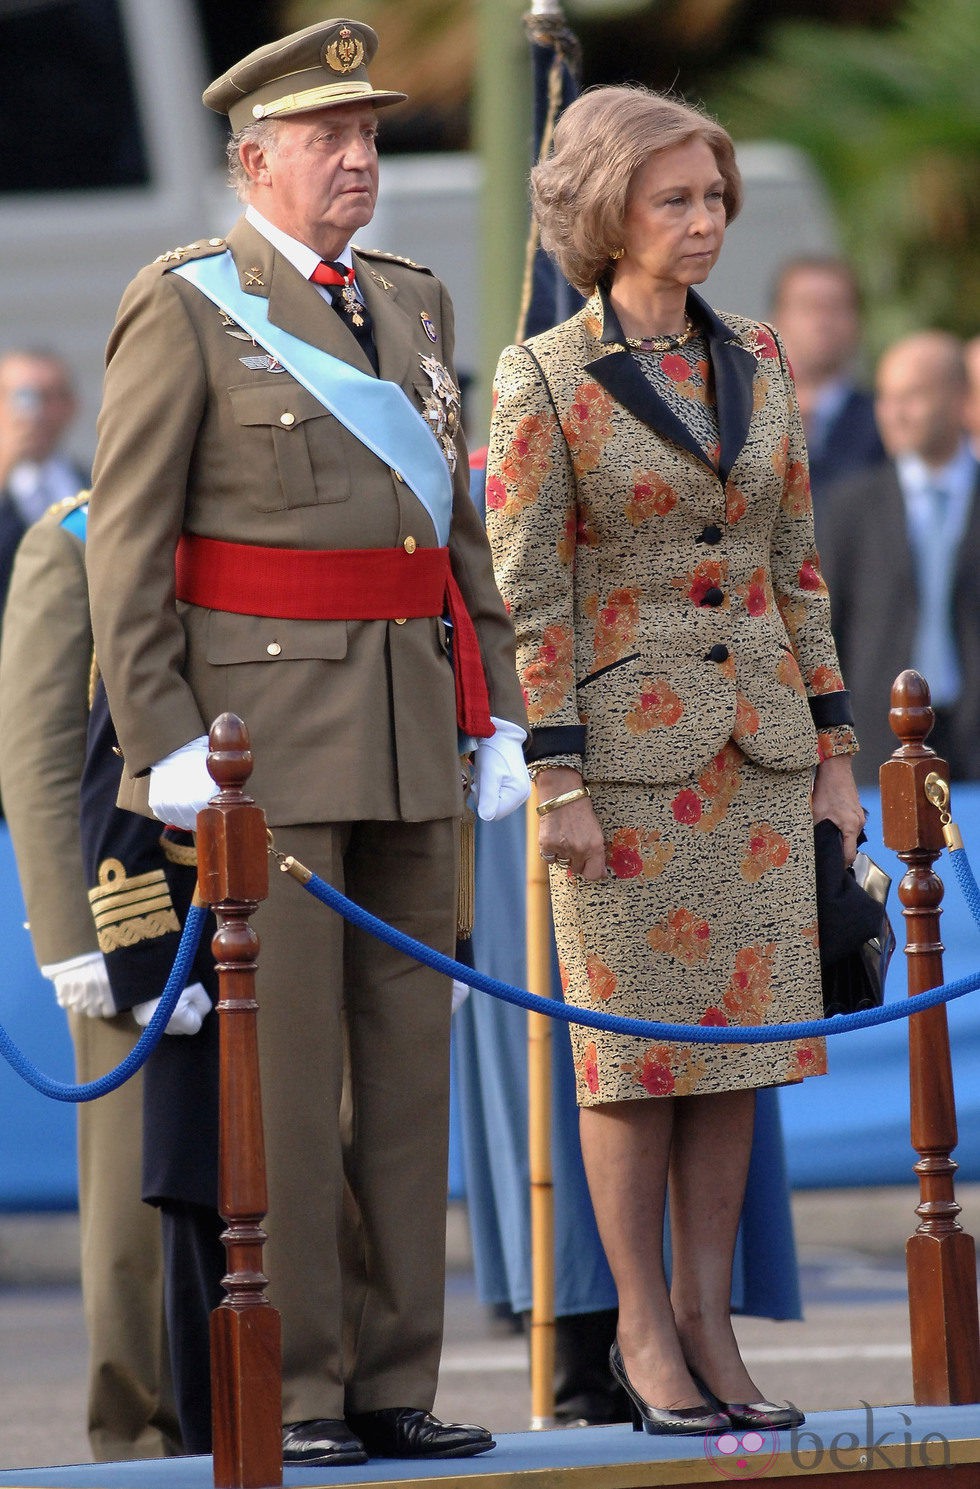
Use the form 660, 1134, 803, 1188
540, 852, 556, 862
555, 857, 571, 867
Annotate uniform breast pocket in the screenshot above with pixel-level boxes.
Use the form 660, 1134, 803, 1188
228, 383, 352, 512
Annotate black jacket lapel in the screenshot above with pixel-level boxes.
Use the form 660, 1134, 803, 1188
584, 286, 758, 483
696, 290, 757, 484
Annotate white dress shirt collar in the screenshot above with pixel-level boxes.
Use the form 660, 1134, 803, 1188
896, 439, 978, 510
244, 205, 354, 278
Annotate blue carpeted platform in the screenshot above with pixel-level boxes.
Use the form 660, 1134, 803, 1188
0, 1408, 977, 1487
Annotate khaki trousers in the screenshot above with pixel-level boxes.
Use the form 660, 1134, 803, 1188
252, 817, 457, 1423
71, 1009, 181, 1459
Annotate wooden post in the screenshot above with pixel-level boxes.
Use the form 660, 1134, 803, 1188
879, 669, 980, 1404
196, 713, 282, 1488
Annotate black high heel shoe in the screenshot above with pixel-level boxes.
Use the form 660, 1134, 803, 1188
608, 1342, 731, 1437
689, 1369, 805, 1431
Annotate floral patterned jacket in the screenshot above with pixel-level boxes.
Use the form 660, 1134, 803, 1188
485, 288, 858, 785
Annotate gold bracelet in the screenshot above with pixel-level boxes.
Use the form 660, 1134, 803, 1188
536, 785, 591, 817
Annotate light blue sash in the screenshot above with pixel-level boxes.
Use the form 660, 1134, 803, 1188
60, 503, 88, 541
171, 252, 453, 545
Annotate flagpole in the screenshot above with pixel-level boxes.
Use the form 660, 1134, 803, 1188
517, 0, 576, 1429
477, 0, 578, 1429
474, 0, 532, 444
524, 803, 556, 1428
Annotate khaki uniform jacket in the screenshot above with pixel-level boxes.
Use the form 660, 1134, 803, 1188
486, 289, 856, 785
0, 497, 99, 964
87, 217, 525, 825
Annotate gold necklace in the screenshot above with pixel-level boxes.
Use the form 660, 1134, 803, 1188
624, 314, 697, 354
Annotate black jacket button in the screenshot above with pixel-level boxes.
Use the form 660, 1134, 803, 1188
706, 644, 730, 663
701, 586, 725, 607
698, 525, 723, 544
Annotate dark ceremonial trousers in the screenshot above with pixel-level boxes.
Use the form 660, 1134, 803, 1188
80, 680, 219, 1207
81, 680, 221, 1454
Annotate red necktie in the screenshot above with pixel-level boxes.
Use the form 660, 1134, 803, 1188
310, 260, 376, 371
311, 260, 354, 291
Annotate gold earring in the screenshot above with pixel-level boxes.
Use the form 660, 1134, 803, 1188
610, 247, 624, 261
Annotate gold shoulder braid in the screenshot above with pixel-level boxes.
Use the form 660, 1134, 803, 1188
87, 858, 180, 954
160, 834, 198, 868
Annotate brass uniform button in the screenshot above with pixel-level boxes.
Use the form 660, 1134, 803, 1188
279, 411, 295, 427
394, 618, 407, 625
266, 641, 282, 656
208, 237, 225, 247
403, 535, 417, 554
392, 469, 404, 483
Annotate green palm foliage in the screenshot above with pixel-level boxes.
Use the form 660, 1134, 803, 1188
710, 0, 980, 351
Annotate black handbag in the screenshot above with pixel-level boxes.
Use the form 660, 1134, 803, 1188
814, 818, 896, 1018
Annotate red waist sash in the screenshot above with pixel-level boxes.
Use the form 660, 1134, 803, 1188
175, 533, 493, 737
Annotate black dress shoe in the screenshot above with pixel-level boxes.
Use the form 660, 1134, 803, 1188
346, 1407, 495, 1458
609, 1342, 730, 1437
690, 1371, 805, 1431
281, 1418, 367, 1466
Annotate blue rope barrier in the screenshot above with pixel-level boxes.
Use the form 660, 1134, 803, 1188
297, 868, 980, 1045
950, 847, 980, 934
0, 903, 209, 1102
13, 833, 975, 1099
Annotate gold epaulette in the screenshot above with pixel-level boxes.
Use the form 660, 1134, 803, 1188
154, 237, 227, 267
353, 245, 433, 275
88, 858, 179, 954
44, 489, 89, 522
87, 651, 99, 713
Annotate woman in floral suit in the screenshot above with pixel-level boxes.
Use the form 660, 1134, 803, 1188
486, 86, 864, 1437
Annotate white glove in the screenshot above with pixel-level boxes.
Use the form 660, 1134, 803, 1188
133, 981, 212, 1036
148, 735, 213, 829
451, 978, 471, 1013
42, 951, 115, 1019
472, 716, 531, 822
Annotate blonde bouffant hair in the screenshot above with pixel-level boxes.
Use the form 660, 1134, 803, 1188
531, 84, 743, 297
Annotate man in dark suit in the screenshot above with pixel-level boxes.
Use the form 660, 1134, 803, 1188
770, 256, 883, 503
0, 350, 86, 616
86, 17, 528, 1469
817, 330, 980, 784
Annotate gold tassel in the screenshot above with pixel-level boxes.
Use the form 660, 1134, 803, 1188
457, 803, 476, 938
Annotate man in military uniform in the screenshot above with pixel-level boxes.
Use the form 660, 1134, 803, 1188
0, 493, 184, 1462
86, 17, 529, 1468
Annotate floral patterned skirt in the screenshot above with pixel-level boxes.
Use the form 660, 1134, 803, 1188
549, 742, 827, 1105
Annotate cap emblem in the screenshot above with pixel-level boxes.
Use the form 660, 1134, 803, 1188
324, 26, 365, 74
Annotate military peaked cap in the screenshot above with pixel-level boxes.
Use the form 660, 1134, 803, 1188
203, 17, 407, 135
